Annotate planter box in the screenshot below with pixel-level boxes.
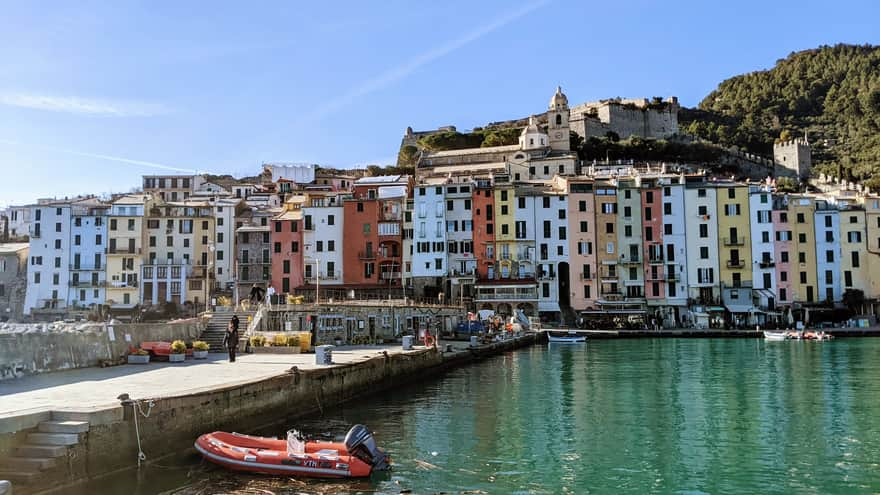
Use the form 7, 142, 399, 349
169, 353, 186, 362
127, 354, 150, 365
193, 350, 209, 360
252, 346, 301, 354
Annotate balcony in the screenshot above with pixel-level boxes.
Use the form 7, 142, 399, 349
538, 273, 556, 281
620, 255, 641, 265
648, 256, 664, 265
70, 264, 103, 271
380, 271, 402, 280
666, 273, 680, 282
359, 251, 376, 260
723, 237, 745, 246
759, 261, 776, 268
579, 273, 595, 281
108, 247, 142, 255
726, 259, 745, 268
517, 253, 533, 262
239, 257, 271, 265
69, 280, 107, 288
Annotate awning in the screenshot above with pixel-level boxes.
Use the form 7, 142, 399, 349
708, 306, 726, 312
582, 309, 646, 315
725, 304, 756, 313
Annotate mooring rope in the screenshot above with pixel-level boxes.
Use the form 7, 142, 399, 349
130, 399, 156, 467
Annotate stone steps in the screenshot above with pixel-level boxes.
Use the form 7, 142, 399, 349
38, 420, 89, 434
25, 433, 79, 446
15, 445, 67, 458
0, 469, 40, 484
3, 456, 56, 471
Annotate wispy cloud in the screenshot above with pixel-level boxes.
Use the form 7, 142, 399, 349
0, 139, 196, 173
302, 0, 550, 120
0, 93, 172, 117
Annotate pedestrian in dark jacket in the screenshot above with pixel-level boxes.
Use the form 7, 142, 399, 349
231, 315, 240, 332
222, 321, 239, 362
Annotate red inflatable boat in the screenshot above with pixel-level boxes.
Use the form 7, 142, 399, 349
195, 425, 390, 478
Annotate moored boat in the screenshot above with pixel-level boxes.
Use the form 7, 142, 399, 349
763, 331, 788, 341
547, 330, 587, 343
195, 425, 390, 478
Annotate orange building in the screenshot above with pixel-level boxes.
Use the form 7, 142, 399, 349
472, 179, 495, 280
341, 176, 409, 295
641, 180, 666, 303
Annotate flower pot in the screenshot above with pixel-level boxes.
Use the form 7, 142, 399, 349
193, 350, 209, 360
128, 354, 150, 365
169, 353, 185, 362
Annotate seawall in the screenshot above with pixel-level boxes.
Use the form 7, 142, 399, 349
1, 334, 535, 494
0, 320, 204, 380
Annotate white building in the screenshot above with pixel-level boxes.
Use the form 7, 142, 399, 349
528, 192, 569, 315
684, 183, 720, 304
265, 163, 317, 184
659, 177, 689, 320
302, 193, 345, 285
444, 183, 476, 303
814, 204, 842, 303
412, 182, 447, 280
67, 202, 109, 309
3, 205, 31, 239
211, 198, 242, 288
749, 186, 778, 309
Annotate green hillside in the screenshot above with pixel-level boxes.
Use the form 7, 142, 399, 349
681, 44, 880, 185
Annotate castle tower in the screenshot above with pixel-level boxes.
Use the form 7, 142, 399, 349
773, 133, 811, 179
547, 86, 570, 151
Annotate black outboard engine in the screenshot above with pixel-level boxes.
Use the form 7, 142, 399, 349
344, 424, 390, 471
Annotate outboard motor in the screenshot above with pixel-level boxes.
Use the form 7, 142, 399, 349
344, 424, 390, 471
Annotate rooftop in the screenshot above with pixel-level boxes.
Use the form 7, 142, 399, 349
0, 243, 29, 254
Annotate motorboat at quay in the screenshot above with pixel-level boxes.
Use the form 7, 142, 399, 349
763, 330, 833, 341
545, 330, 587, 343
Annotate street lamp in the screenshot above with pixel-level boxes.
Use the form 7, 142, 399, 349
205, 243, 215, 314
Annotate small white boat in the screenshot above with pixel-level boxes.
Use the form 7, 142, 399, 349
763, 331, 788, 341
547, 331, 587, 343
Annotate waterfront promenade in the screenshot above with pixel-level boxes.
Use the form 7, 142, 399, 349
0, 345, 413, 419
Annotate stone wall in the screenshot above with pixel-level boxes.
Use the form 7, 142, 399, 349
0, 319, 204, 380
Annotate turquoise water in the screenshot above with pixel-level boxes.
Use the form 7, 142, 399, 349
117, 338, 880, 494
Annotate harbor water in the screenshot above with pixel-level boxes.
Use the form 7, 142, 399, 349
91, 338, 880, 494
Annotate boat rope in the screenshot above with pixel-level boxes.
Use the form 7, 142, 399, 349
130, 399, 155, 467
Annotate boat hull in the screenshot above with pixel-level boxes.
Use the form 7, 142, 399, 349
195, 431, 376, 478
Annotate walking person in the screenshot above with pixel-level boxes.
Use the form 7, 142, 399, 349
223, 321, 239, 362
231, 314, 240, 333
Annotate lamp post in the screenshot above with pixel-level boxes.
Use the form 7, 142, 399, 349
205, 243, 215, 314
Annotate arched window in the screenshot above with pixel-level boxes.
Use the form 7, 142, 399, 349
556, 114, 562, 126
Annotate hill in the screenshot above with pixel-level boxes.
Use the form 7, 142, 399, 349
681, 44, 880, 185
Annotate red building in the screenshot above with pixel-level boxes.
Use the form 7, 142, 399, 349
641, 180, 665, 302
270, 201, 304, 295
472, 179, 495, 280
341, 176, 410, 295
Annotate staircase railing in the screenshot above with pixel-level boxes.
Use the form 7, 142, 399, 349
247, 303, 266, 335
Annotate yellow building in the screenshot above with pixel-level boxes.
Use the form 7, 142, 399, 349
716, 184, 752, 288
838, 204, 870, 298
788, 196, 818, 303
141, 200, 216, 308
593, 181, 619, 301
862, 196, 880, 303
105, 194, 152, 311
493, 183, 516, 278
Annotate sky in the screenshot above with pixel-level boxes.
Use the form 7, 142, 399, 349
1, 0, 878, 207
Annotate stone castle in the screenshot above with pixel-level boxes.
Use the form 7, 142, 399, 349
773, 136, 811, 179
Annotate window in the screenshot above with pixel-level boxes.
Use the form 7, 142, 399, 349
317, 241, 324, 252
698, 206, 707, 216
624, 190, 631, 199
697, 189, 706, 198
558, 209, 566, 220
274, 242, 281, 253
824, 216, 833, 228
75, 235, 81, 246
605, 222, 614, 234
624, 206, 632, 218
328, 215, 335, 226
645, 226, 653, 241
664, 203, 672, 215
500, 191, 508, 201
357, 202, 364, 212
800, 271, 807, 284
699, 224, 708, 238
520, 197, 527, 209
727, 188, 736, 199
501, 205, 508, 215
363, 223, 371, 234
825, 270, 833, 285
664, 224, 672, 235
448, 200, 455, 211
579, 200, 587, 212
644, 207, 652, 220
167, 236, 173, 247
501, 224, 509, 235
580, 221, 588, 233
283, 260, 290, 274
797, 213, 805, 223
781, 271, 788, 281
700, 246, 709, 259
798, 233, 807, 243
825, 231, 834, 242
217, 232, 224, 243
762, 231, 770, 243
110, 219, 117, 230
624, 225, 632, 237
850, 215, 858, 224
852, 251, 860, 268
666, 244, 675, 262
848, 231, 862, 243
464, 199, 471, 210
558, 226, 566, 240
781, 251, 789, 263
275, 221, 282, 232
291, 241, 299, 253
798, 252, 806, 263
826, 250, 834, 262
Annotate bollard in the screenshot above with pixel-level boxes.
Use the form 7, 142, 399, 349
402, 335, 414, 350
0, 480, 11, 495
470, 336, 479, 347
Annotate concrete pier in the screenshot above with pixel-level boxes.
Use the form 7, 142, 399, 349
0, 334, 535, 493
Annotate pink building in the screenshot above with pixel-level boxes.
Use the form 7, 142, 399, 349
772, 195, 793, 307
567, 178, 598, 311
642, 182, 665, 302
270, 204, 304, 295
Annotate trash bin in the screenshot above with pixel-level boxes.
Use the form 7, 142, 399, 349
470, 336, 479, 347
299, 332, 312, 353
402, 335, 414, 350
315, 345, 334, 365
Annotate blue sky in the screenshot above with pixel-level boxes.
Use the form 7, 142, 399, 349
1, 0, 878, 206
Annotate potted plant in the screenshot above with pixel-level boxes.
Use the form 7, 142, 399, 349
169, 340, 187, 362
287, 334, 300, 354
127, 348, 150, 365
272, 333, 288, 347
192, 340, 210, 359
250, 335, 266, 347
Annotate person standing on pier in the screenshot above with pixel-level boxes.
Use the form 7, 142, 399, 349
223, 321, 239, 362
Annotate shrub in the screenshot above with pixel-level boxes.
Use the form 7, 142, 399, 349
272, 334, 288, 346
192, 340, 210, 351
132, 349, 150, 356
170, 340, 187, 354
287, 335, 300, 347
250, 335, 266, 347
